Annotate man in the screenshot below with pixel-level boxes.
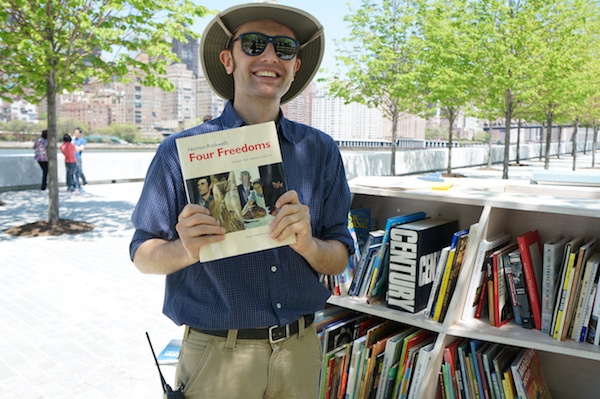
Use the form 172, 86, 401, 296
72, 127, 88, 188
237, 170, 252, 208
196, 176, 213, 209
130, 3, 353, 398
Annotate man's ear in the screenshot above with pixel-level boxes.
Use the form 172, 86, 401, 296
294, 58, 301, 74
220, 50, 234, 75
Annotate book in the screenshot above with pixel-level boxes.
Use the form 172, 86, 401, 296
502, 249, 523, 326
492, 243, 518, 328
433, 228, 469, 322
469, 340, 487, 399
561, 238, 597, 341
397, 334, 435, 399
175, 121, 295, 261
481, 343, 502, 399
438, 225, 477, 323
475, 342, 493, 399
390, 329, 435, 399
575, 252, 600, 342
349, 230, 385, 296
337, 210, 366, 296
463, 233, 511, 320
507, 249, 534, 329
374, 326, 418, 399
457, 340, 475, 399
367, 211, 427, 300
586, 270, 600, 345
551, 236, 585, 339
541, 234, 571, 334
491, 346, 520, 399
425, 246, 450, 319
386, 218, 458, 314
346, 334, 368, 399
510, 349, 552, 399
156, 338, 182, 365
406, 341, 435, 399
441, 339, 462, 399
349, 207, 373, 254
516, 230, 543, 330
314, 307, 358, 333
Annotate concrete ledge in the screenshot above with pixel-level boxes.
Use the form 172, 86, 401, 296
1, 142, 590, 192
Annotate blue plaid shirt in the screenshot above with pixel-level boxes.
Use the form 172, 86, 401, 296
130, 101, 354, 330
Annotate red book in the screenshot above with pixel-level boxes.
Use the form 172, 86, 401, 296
517, 230, 543, 330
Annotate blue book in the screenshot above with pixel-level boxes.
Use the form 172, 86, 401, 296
469, 340, 486, 398
364, 212, 427, 299
157, 338, 181, 365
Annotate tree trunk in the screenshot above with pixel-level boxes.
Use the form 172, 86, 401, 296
487, 122, 493, 168
516, 119, 521, 165
47, 72, 60, 224
572, 119, 579, 171
390, 107, 398, 176
503, 89, 512, 179
593, 118, 598, 168
557, 125, 562, 158
584, 126, 589, 155
539, 125, 544, 161
447, 108, 456, 175
544, 112, 553, 169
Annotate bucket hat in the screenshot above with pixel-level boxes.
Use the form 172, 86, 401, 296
200, 2, 324, 104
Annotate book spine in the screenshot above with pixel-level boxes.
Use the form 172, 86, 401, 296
517, 236, 542, 330
503, 254, 522, 326
509, 251, 534, 329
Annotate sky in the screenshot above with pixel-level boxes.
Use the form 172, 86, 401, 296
191, 1, 361, 76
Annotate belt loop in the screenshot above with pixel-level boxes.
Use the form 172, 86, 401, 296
297, 315, 306, 339
183, 325, 191, 340
225, 329, 238, 351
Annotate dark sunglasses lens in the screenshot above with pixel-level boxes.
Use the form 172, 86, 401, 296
240, 33, 298, 60
241, 33, 267, 56
274, 37, 298, 60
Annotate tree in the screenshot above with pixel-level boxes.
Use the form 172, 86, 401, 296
0, 0, 207, 224
326, 0, 423, 176
416, 0, 479, 175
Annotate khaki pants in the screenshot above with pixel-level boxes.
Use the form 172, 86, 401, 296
175, 321, 322, 399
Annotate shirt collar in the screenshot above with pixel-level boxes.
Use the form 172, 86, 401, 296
219, 101, 301, 145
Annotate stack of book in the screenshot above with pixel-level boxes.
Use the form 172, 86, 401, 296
441, 339, 552, 399
462, 228, 600, 345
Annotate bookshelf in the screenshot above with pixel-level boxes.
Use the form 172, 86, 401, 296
328, 177, 600, 398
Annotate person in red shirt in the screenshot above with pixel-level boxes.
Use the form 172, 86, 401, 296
60, 134, 78, 192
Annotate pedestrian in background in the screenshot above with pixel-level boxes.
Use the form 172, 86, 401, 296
33, 129, 48, 190
60, 134, 78, 193
73, 127, 88, 189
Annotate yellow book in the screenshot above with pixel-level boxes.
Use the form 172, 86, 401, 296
433, 248, 456, 321
553, 252, 577, 339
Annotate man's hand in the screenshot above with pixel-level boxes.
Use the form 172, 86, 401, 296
176, 204, 226, 263
269, 190, 313, 253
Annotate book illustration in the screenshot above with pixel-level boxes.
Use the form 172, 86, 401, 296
176, 122, 296, 261
493, 243, 518, 328
508, 249, 534, 329
510, 348, 552, 399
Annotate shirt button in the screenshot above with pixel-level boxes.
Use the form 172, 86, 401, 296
276, 303, 282, 309
271, 265, 278, 272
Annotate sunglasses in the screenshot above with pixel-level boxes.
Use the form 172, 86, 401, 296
232, 32, 300, 61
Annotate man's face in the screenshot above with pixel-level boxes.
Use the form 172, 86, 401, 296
219, 20, 301, 103
197, 179, 210, 196
74, 129, 81, 138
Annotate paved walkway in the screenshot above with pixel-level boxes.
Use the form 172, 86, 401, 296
0, 183, 182, 399
0, 151, 598, 398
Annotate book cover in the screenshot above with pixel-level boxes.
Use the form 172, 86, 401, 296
433, 228, 469, 322
551, 236, 585, 339
336, 211, 364, 296
586, 269, 600, 345
439, 226, 475, 323
516, 230, 543, 330
491, 346, 520, 399
348, 230, 385, 296
346, 334, 368, 399
510, 348, 552, 399
406, 342, 435, 399
457, 340, 475, 399
541, 234, 571, 334
463, 233, 511, 320
560, 238, 596, 341
469, 340, 488, 399
441, 338, 462, 399
156, 338, 182, 365
576, 252, 600, 342
502, 250, 523, 326
481, 343, 502, 399
367, 211, 428, 300
175, 122, 295, 261
425, 246, 450, 319
398, 334, 435, 399
386, 218, 458, 314
492, 243, 518, 328
374, 326, 418, 399
508, 249, 534, 329
390, 329, 435, 399
348, 208, 372, 254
